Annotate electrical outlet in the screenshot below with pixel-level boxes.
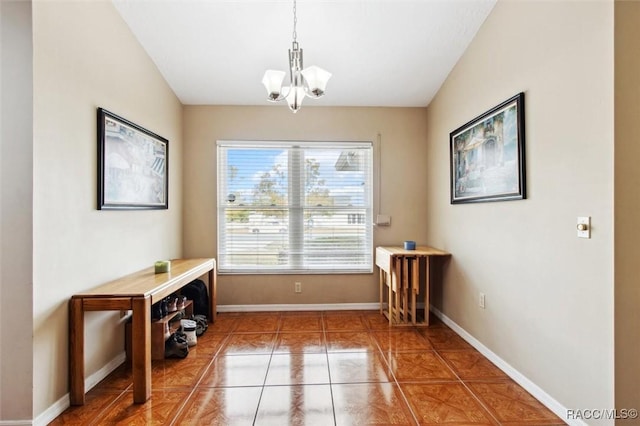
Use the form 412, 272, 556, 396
479, 293, 485, 309
295, 282, 302, 293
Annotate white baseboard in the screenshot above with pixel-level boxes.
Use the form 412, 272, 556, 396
85, 352, 127, 391
429, 306, 585, 426
0, 420, 32, 425
217, 303, 379, 312
33, 352, 127, 426
32, 393, 68, 426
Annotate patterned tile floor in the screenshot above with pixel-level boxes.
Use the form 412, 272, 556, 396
51, 311, 566, 425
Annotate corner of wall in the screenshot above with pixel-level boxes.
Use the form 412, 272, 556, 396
614, 0, 640, 415
0, 0, 35, 421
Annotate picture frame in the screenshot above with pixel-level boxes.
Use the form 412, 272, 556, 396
450, 92, 526, 204
97, 108, 169, 210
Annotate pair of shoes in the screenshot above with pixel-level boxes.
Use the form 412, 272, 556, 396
192, 314, 208, 336
167, 296, 178, 313
164, 333, 189, 359
180, 319, 198, 347
176, 295, 186, 310
174, 330, 188, 345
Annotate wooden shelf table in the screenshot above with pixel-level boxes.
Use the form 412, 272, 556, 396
69, 258, 216, 406
376, 246, 450, 326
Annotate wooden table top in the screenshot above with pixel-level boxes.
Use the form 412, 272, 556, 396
376, 246, 451, 257
71, 258, 215, 299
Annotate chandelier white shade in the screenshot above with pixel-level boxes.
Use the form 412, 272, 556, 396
262, 0, 331, 113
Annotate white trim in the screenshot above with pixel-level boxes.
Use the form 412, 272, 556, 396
0, 420, 32, 426
429, 306, 585, 426
32, 393, 68, 426
217, 303, 379, 312
217, 140, 373, 149
217, 141, 374, 274
33, 352, 127, 426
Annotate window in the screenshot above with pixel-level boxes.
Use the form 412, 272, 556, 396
217, 140, 373, 274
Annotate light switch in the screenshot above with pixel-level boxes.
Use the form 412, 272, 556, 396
577, 216, 590, 239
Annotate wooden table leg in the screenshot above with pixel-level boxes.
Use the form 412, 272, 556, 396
387, 270, 393, 325
393, 258, 402, 324
378, 268, 384, 315
402, 257, 410, 322
208, 268, 217, 322
131, 296, 152, 404
390, 259, 395, 323
411, 257, 418, 325
69, 298, 85, 405
424, 256, 431, 326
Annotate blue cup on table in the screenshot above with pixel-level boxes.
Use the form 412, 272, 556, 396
404, 240, 416, 250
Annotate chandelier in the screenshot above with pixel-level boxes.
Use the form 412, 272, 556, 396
261, 0, 331, 113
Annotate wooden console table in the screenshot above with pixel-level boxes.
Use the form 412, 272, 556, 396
69, 258, 216, 405
376, 246, 450, 326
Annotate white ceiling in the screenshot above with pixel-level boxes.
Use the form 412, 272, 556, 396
112, 0, 496, 108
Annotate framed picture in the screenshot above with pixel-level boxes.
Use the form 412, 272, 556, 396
450, 92, 526, 204
97, 108, 169, 210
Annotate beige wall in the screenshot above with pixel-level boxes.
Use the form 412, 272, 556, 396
614, 0, 640, 416
424, 0, 614, 421
0, 0, 34, 421
31, 0, 183, 419
183, 106, 428, 305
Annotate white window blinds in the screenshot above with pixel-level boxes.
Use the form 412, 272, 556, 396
217, 140, 373, 274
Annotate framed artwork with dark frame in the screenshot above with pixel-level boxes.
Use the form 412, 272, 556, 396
97, 108, 169, 210
450, 92, 526, 204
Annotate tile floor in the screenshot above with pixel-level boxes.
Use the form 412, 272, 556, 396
51, 310, 566, 425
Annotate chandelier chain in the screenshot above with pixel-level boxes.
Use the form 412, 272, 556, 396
292, 0, 297, 42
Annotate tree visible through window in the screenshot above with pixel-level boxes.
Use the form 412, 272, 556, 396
217, 141, 373, 274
